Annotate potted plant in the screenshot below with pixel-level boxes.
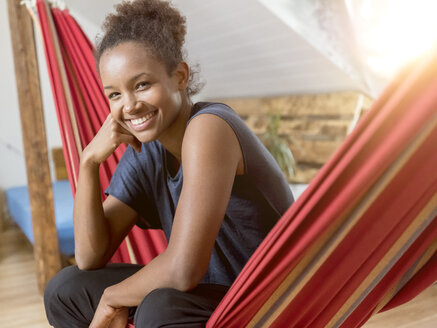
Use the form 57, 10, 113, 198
259, 114, 296, 181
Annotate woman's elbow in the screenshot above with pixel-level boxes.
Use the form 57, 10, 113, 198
75, 252, 106, 271
75, 259, 95, 271
170, 260, 206, 292
173, 271, 202, 292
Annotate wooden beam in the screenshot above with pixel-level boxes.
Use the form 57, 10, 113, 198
7, 0, 61, 293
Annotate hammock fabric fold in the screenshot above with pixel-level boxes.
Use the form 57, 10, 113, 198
31, 1, 436, 327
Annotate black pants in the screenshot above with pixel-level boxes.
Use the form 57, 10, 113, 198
44, 264, 229, 328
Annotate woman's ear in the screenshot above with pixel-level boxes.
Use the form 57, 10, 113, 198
175, 61, 190, 91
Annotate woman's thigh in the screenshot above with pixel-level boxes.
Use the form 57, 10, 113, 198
44, 263, 143, 328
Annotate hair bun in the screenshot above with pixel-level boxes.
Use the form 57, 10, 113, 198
96, 0, 202, 97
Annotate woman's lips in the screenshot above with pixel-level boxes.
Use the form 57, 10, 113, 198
127, 110, 158, 131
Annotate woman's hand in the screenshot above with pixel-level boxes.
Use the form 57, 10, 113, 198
89, 289, 129, 328
82, 114, 141, 166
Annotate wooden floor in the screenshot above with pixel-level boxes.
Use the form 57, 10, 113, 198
0, 224, 436, 328
0, 224, 49, 328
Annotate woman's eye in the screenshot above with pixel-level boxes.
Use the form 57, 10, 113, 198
136, 82, 150, 90
108, 92, 120, 100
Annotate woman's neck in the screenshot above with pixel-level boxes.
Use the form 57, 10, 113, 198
158, 97, 192, 162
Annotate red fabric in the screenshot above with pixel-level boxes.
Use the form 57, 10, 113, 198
36, 0, 81, 193
342, 215, 437, 328
382, 251, 437, 311
207, 48, 437, 327
276, 150, 437, 327
35, 0, 167, 264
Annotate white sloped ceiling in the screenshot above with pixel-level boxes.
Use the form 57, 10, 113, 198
69, 0, 361, 100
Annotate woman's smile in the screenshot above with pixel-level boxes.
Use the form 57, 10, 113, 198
126, 109, 158, 131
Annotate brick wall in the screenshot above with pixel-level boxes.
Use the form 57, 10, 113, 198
215, 92, 373, 183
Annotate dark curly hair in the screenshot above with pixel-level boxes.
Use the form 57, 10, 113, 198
95, 0, 203, 97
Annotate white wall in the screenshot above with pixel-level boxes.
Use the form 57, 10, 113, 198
0, 0, 27, 189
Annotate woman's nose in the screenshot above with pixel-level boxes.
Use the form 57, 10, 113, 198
123, 94, 137, 113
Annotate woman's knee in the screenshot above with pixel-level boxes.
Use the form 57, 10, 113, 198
44, 265, 93, 327
45, 263, 143, 327
135, 287, 214, 328
44, 266, 83, 309
135, 288, 184, 327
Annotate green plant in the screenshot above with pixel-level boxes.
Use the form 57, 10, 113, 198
259, 114, 296, 181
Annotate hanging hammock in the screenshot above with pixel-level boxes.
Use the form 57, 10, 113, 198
28, 1, 436, 327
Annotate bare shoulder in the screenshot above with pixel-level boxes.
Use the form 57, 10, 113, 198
185, 112, 233, 136
182, 113, 244, 175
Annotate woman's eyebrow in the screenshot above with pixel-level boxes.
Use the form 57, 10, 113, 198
130, 72, 151, 82
104, 72, 151, 90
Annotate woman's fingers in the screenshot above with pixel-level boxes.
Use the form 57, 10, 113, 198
89, 301, 116, 328
107, 308, 129, 328
83, 114, 142, 165
111, 121, 142, 153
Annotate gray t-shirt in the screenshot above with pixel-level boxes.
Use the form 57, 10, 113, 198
106, 102, 294, 286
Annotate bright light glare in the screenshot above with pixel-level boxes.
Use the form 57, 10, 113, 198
347, 0, 437, 77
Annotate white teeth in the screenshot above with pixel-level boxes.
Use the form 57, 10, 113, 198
131, 117, 147, 125
130, 111, 156, 125
145, 111, 156, 120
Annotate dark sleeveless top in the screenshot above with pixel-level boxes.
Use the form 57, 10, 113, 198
106, 102, 294, 286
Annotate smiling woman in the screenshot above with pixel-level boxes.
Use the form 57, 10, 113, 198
99, 42, 191, 149
42, 0, 294, 327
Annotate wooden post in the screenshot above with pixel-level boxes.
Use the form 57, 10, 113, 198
7, 0, 62, 293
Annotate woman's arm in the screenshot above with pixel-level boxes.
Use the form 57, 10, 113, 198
98, 113, 243, 308
74, 114, 141, 269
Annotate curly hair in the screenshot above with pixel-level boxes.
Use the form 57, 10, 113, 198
95, 0, 203, 97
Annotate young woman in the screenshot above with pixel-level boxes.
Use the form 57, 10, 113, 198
44, 0, 294, 327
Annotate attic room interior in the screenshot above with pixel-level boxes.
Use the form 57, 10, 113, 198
0, 0, 436, 327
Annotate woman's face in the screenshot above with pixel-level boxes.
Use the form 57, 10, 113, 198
99, 41, 188, 143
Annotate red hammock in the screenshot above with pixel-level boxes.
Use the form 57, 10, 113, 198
31, 1, 436, 327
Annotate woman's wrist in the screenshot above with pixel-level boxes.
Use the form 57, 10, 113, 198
103, 284, 124, 309
80, 148, 101, 170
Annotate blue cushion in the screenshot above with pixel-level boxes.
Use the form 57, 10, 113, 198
6, 180, 75, 256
